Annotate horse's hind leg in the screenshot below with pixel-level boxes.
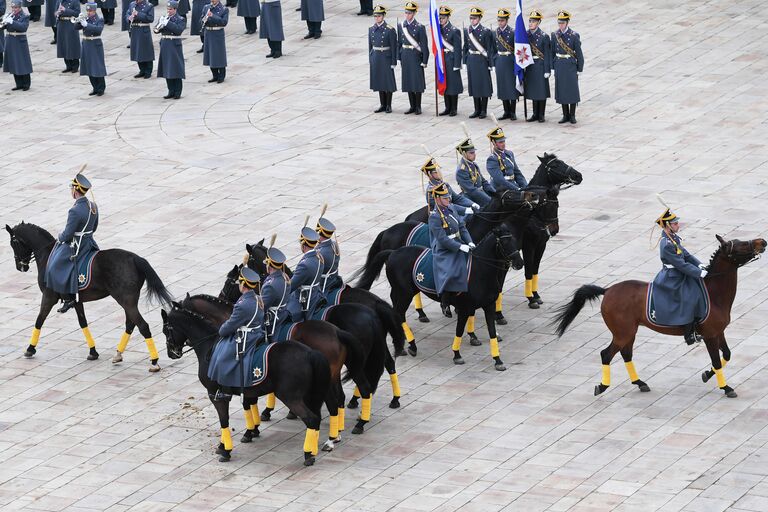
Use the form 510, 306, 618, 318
620, 342, 650, 392
384, 349, 401, 409
260, 392, 276, 421
119, 297, 161, 372
111, 314, 136, 364
466, 314, 481, 345
482, 304, 506, 371
703, 334, 737, 398
413, 293, 429, 323
595, 341, 621, 396
240, 396, 260, 443
702, 334, 731, 383
24, 291, 57, 358
392, 289, 417, 357
322, 386, 341, 452
73, 302, 99, 361
209, 393, 233, 462
282, 398, 320, 466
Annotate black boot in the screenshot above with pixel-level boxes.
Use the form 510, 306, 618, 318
385, 92, 393, 113
439, 96, 450, 116
449, 95, 458, 116
569, 104, 577, 124
538, 100, 546, 122
374, 91, 386, 113
527, 99, 538, 122
57, 297, 77, 314
683, 322, 702, 345
478, 97, 488, 119
272, 41, 282, 58
266, 40, 275, 58
404, 92, 415, 114
510, 99, 517, 120
558, 104, 570, 123
469, 97, 480, 118
440, 294, 452, 318
414, 93, 422, 115
499, 100, 511, 120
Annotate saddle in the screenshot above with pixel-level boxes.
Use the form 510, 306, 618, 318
77, 249, 99, 290
406, 223, 430, 248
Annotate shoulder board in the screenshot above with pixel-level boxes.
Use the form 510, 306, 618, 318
460, 164, 466, 170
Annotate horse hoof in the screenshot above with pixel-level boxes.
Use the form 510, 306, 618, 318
111, 351, 123, 364
260, 409, 272, 422
407, 343, 417, 357
639, 384, 651, 392
322, 440, 334, 452
347, 397, 359, 409
303, 453, 315, 466
527, 301, 540, 310
240, 428, 259, 443
418, 316, 430, 323
594, 384, 609, 396
701, 370, 713, 383
148, 363, 161, 373
469, 337, 482, 347
352, 425, 364, 435
494, 363, 507, 371
286, 411, 297, 420
334, 434, 342, 444
389, 397, 400, 409
24, 345, 36, 358
723, 386, 738, 398
218, 453, 231, 462
87, 349, 99, 361
395, 349, 408, 357
495, 315, 508, 325
453, 357, 465, 365
215, 443, 227, 455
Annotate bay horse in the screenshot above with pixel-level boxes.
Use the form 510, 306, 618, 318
6, 222, 173, 371
162, 304, 331, 466
355, 225, 523, 371
181, 293, 370, 448
552, 235, 766, 398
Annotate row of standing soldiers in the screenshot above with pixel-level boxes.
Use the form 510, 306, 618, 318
369, 4, 584, 123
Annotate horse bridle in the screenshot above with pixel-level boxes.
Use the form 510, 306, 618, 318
9, 233, 34, 271
164, 308, 220, 356
544, 157, 579, 190
724, 239, 762, 267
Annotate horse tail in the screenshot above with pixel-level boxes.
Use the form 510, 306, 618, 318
374, 298, 406, 357
134, 256, 174, 309
336, 329, 365, 384
306, 348, 331, 413
348, 230, 385, 284
552, 284, 606, 337
354, 250, 394, 290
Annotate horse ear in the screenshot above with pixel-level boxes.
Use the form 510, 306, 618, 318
245, 243, 253, 253
716, 234, 727, 246
5, 225, 12, 236
538, 154, 546, 163
171, 300, 182, 309
232, 264, 239, 272
160, 309, 168, 321
258, 238, 265, 246
185, 292, 190, 300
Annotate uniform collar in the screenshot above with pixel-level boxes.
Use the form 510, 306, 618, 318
498, 25, 509, 33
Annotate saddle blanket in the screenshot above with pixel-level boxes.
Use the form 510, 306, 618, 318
250, 342, 276, 386
646, 281, 710, 328
406, 223, 430, 247
413, 249, 437, 294
325, 285, 346, 306
274, 305, 339, 342
77, 250, 99, 290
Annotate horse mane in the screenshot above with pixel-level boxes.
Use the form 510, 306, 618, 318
188, 293, 233, 307
14, 222, 55, 244
527, 154, 559, 187
172, 306, 218, 331
706, 244, 726, 270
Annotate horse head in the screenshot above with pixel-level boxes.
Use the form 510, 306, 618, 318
714, 234, 767, 267
493, 226, 524, 270
536, 186, 561, 237
534, 153, 583, 189
161, 304, 187, 360
220, 264, 242, 302
6, 223, 33, 272
245, 240, 268, 277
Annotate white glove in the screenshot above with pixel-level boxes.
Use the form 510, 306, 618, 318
453, 67, 460, 71
698, 263, 706, 270
471, 203, 480, 210
459, 244, 470, 253
577, 72, 581, 76
80, 19, 87, 27
421, 63, 427, 68
391, 65, 396, 69
468, 242, 476, 250
544, 73, 550, 78
464, 209, 473, 216
700, 270, 708, 279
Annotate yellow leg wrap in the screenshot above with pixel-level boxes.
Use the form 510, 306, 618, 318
389, 373, 401, 396
361, 397, 372, 421
338, 407, 345, 431
490, 338, 500, 358
145, 338, 159, 360
117, 332, 130, 353
496, 293, 503, 313
353, 386, 361, 398
625, 361, 639, 382
250, 404, 261, 426
524, 280, 533, 298
452, 336, 462, 351
29, 327, 41, 347
244, 409, 255, 430
402, 322, 415, 342
303, 428, 314, 453
413, 293, 423, 310
329, 415, 339, 439
715, 368, 727, 388
266, 393, 276, 409
312, 429, 320, 455
601, 364, 611, 387
221, 427, 233, 451
466, 316, 475, 333
532, 274, 539, 293
82, 327, 96, 349
721, 358, 728, 368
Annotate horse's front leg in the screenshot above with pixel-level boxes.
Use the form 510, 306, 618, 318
452, 310, 469, 365
112, 314, 136, 364
240, 396, 260, 443
703, 334, 736, 398
483, 304, 505, 371
25, 290, 57, 358
208, 391, 234, 461
466, 314, 481, 346
74, 302, 99, 361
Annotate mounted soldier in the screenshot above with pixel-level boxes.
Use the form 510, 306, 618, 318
261, 245, 290, 341
428, 183, 474, 317
315, 214, 343, 299
44, 173, 99, 313
286, 226, 325, 322
421, 156, 478, 217
485, 126, 527, 191
651, 208, 708, 345
207, 266, 265, 400
455, 137, 495, 207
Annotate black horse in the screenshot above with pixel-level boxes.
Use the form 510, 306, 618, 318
6, 222, 173, 371
356, 226, 523, 371
181, 293, 373, 445
162, 304, 331, 465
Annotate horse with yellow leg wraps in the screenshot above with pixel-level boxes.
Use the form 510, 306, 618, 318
162, 304, 330, 465
6, 222, 172, 371
553, 235, 766, 398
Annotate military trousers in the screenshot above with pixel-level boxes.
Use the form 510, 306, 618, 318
88, 76, 106, 94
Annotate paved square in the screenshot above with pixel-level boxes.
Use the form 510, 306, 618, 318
2, 0, 768, 510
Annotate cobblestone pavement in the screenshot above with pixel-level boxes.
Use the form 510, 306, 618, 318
1, 0, 768, 510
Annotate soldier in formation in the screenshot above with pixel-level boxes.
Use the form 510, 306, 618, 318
493, 8, 518, 120
368, 4, 396, 114
157, 0, 186, 99
437, 5, 461, 116
202, 0, 228, 83
463, 6, 493, 119
126, 0, 154, 78
524, 9, 550, 122
551, 10, 583, 123
76, 2, 107, 96
260, 0, 283, 58
2, 0, 33, 91
55, 0, 81, 73
398, 1, 428, 115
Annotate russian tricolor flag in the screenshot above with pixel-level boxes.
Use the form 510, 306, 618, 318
429, 0, 446, 96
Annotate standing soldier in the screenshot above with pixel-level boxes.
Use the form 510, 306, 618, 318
22, 0, 40, 22
300, 0, 322, 39
463, 6, 494, 119
202, 0, 228, 83
44, 0, 57, 43
191, 0, 206, 53
2, 0, 33, 91
486, 126, 527, 191
157, 0, 186, 99
0, 0, 4, 68
524, 9, 550, 122
97, 0, 117, 25
455, 138, 495, 207
121, 0, 131, 46
493, 8, 518, 120
551, 10, 583, 124
438, 5, 461, 117
55, 0, 81, 73
357, 0, 371, 16
76, 3, 107, 96
368, 5, 396, 114
127, 0, 154, 78
398, 2, 427, 115
259, 0, 283, 58
287, 227, 325, 322
236, 0, 258, 34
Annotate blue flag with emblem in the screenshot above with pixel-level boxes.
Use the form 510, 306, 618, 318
514, 0, 533, 93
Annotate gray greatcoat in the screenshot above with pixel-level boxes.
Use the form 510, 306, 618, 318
428, 204, 473, 294
0, 0, 4, 56
77, 14, 106, 77
236, 0, 259, 18
368, 21, 397, 92
456, 158, 495, 207
425, 180, 473, 215
120, 0, 130, 30
190, 0, 206, 35
440, 21, 462, 95
524, 27, 551, 100
650, 232, 707, 326
486, 150, 527, 191
286, 249, 324, 321
261, 270, 289, 340
316, 238, 342, 297
158, 13, 186, 79
397, 18, 428, 93
127, 0, 154, 62
299, 0, 322, 23
493, 25, 518, 100
258, 0, 282, 40
44, 196, 100, 295
202, 2, 227, 68
56, 0, 81, 60
3, 12, 33, 75
45, 0, 58, 28
96, 0, 118, 11
463, 23, 494, 97
176, 0, 190, 17
551, 27, 583, 104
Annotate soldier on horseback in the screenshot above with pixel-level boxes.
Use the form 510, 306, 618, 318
652, 208, 708, 345
315, 215, 343, 299
287, 227, 326, 322
421, 157, 478, 216
428, 183, 474, 317
454, 137, 496, 208
261, 246, 290, 341
486, 127, 528, 192
44, 173, 99, 314
208, 267, 265, 400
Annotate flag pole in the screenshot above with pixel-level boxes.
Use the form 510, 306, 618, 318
523, 95, 528, 120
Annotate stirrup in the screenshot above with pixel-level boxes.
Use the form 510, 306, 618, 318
213, 390, 232, 401
57, 300, 77, 314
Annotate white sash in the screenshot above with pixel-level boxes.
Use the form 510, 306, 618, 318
401, 23, 422, 52
467, 28, 487, 57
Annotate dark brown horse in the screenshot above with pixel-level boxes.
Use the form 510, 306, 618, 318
553, 235, 766, 398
